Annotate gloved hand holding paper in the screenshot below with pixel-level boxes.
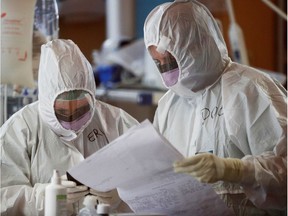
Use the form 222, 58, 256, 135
61, 175, 89, 204
174, 153, 244, 183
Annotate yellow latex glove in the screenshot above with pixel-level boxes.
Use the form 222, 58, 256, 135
90, 188, 122, 209
174, 153, 244, 183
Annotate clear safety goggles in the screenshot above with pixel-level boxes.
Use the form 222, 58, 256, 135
54, 90, 93, 122
148, 46, 179, 74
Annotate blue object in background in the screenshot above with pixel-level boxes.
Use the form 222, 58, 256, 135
138, 92, 152, 105
96, 64, 122, 89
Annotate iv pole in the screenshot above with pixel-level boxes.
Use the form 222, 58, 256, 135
0, 84, 8, 126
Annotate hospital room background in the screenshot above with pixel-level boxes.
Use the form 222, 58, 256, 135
1, 0, 287, 126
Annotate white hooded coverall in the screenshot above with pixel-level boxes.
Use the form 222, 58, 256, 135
144, 0, 287, 215
0, 39, 139, 215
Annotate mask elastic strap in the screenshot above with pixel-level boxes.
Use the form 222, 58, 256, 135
156, 36, 171, 54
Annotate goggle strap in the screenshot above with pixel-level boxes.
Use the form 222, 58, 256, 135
156, 36, 171, 54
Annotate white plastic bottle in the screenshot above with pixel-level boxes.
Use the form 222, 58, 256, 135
96, 204, 110, 216
78, 195, 97, 216
45, 169, 67, 216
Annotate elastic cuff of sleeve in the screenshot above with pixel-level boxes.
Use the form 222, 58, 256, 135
223, 158, 244, 182
239, 159, 256, 185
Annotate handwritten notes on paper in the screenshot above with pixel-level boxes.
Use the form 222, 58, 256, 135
68, 120, 234, 216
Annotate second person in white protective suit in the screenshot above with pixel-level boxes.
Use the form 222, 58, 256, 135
144, 0, 287, 215
0, 39, 138, 215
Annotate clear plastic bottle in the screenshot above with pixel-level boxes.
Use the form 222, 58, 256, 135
78, 195, 97, 216
45, 169, 67, 216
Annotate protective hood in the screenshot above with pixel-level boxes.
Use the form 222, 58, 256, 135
38, 39, 96, 141
144, 0, 230, 97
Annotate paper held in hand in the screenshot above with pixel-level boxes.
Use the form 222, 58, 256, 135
67, 120, 234, 216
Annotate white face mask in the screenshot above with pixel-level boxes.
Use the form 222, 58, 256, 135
161, 68, 179, 87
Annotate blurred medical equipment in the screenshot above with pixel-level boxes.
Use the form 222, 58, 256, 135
101, 39, 165, 89
102, 0, 135, 54
225, 0, 286, 84
33, 0, 59, 81
0, 86, 38, 126
105, 39, 145, 82
93, 38, 165, 122
1, 0, 36, 88
199, 0, 286, 70
34, 0, 59, 41
1, 0, 59, 126
96, 88, 164, 106
92, 0, 135, 90
226, 0, 249, 65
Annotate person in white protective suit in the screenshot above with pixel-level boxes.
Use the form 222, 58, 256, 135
144, 0, 287, 215
0, 39, 138, 216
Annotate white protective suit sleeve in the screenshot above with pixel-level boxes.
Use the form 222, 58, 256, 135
0, 184, 47, 216
222, 68, 287, 209
0, 109, 49, 216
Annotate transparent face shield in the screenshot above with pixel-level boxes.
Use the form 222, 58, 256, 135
54, 90, 93, 131
148, 45, 179, 87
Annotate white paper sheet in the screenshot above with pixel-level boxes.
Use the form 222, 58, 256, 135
68, 120, 234, 216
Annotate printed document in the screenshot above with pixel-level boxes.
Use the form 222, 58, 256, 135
68, 120, 234, 216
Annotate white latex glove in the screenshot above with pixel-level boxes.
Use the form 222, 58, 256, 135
173, 153, 244, 183
61, 175, 89, 204
89, 188, 122, 209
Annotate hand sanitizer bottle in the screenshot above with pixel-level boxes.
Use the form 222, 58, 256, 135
45, 169, 67, 216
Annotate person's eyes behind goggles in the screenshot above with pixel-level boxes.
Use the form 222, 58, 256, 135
54, 90, 93, 123
55, 103, 91, 122
154, 57, 178, 73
